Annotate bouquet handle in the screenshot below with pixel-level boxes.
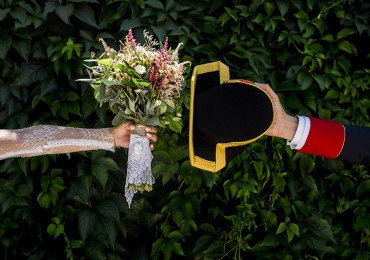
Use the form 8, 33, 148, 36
125, 124, 154, 207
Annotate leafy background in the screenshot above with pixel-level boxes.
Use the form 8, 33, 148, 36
0, 0, 370, 259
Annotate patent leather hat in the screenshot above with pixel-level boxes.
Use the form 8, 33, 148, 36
189, 61, 274, 172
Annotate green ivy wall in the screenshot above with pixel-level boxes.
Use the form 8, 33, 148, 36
0, 0, 370, 259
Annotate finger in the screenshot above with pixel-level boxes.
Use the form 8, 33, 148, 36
145, 126, 157, 134
149, 144, 154, 151
256, 83, 270, 93
146, 133, 158, 143
121, 121, 135, 130
125, 121, 135, 130
258, 83, 278, 99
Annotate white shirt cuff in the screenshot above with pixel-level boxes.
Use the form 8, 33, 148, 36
287, 116, 311, 150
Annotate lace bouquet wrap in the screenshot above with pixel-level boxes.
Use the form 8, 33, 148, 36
81, 29, 190, 207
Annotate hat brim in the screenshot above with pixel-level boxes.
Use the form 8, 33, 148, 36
189, 61, 274, 172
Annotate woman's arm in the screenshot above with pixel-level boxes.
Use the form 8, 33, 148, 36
0, 122, 157, 160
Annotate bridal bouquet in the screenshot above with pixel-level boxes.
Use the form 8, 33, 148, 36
81, 29, 190, 207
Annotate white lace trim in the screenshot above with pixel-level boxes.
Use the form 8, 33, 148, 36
125, 134, 154, 207
44, 138, 114, 152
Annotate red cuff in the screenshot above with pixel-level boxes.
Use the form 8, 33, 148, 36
298, 117, 345, 158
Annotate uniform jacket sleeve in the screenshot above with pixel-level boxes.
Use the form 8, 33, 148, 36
297, 117, 370, 164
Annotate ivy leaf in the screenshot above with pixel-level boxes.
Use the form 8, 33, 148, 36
276, 222, 287, 234
0, 7, 10, 21
56, 4, 74, 24
169, 240, 185, 256
166, 114, 182, 133
193, 234, 214, 254
287, 227, 294, 243
119, 18, 141, 31
276, 0, 289, 17
37, 192, 51, 209
0, 37, 11, 59
154, 151, 172, 163
94, 157, 120, 171
154, 239, 171, 260
288, 223, 299, 236
276, 80, 300, 91
152, 239, 164, 258
19, 63, 48, 86
259, 209, 277, 226
78, 210, 97, 241
62, 38, 83, 59
91, 162, 109, 188
297, 71, 313, 90
73, 3, 98, 29
324, 88, 339, 99
305, 217, 335, 242
336, 28, 356, 40
96, 200, 120, 221
338, 40, 357, 54
146, 0, 165, 10
97, 214, 117, 247
153, 162, 178, 184
172, 146, 189, 162
311, 17, 327, 35
321, 34, 335, 42
356, 179, 370, 198
264, 2, 274, 17
167, 231, 183, 240
312, 73, 327, 91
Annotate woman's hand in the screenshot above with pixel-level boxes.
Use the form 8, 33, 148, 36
110, 122, 158, 150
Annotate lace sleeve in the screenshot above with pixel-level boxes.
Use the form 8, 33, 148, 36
0, 125, 115, 160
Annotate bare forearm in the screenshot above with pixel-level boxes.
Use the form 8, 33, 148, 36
0, 126, 114, 160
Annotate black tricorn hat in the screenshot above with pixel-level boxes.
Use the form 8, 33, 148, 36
189, 61, 274, 172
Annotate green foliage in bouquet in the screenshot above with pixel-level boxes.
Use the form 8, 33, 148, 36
81, 29, 190, 132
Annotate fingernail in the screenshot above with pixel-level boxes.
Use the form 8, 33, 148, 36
130, 125, 135, 130
145, 127, 151, 131
146, 133, 153, 138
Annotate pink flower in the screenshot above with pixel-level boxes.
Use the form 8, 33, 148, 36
149, 37, 171, 89
126, 29, 137, 47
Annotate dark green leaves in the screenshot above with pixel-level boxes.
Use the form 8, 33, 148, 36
91, 156, 120, 188
356, 179, 370, 198
1, 0, 370, 259
78, 209, 98, 241
37, 169, 65, 209
73, 3, 98, 29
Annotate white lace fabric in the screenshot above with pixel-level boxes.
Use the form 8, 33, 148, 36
0, 125, 115, 160
125, 134, 154, 207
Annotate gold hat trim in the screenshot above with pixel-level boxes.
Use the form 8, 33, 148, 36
189, 62, 274, 172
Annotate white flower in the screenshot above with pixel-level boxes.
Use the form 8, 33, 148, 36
153, 100, 161, 108
135, 65, 146, 74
